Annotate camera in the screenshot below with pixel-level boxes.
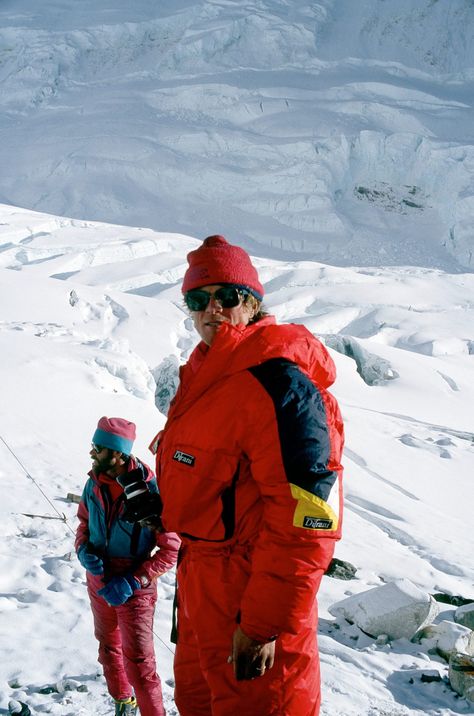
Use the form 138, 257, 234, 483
116, 468, 163, 525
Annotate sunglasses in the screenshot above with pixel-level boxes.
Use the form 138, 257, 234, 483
91, 444, 107, 453
184, 286, 250, 312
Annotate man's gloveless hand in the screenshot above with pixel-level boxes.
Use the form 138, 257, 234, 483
230, 626, 276, 681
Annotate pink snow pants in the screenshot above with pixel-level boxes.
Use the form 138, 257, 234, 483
88, 578, 165, 716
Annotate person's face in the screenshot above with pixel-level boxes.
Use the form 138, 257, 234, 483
187, 284, 255, 346
90, 444, 115, 473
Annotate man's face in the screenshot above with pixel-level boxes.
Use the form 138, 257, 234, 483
188, 284, 255, 346
90, 444, 114, 473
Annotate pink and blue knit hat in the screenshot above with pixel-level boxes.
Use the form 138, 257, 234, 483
92, 416, 136, 456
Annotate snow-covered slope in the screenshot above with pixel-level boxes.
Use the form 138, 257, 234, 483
1, 1, 474, 714
1, 204, 473, 715
0, 0, 473, 268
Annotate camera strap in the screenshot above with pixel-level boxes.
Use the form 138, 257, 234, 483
130, 522, 142, 556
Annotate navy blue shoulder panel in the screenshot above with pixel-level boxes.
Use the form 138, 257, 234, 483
248, 358, 336, 500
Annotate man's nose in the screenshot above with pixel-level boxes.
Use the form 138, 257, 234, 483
206, 296, 223, 311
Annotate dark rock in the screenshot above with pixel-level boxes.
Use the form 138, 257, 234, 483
421, 671, 442, 683
432, 593, 474, 607
8, 702, 31, 716
449, 652, 474, 702
325, 558, 357, 580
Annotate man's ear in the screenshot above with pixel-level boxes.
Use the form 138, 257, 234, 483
110, 450, 125, 466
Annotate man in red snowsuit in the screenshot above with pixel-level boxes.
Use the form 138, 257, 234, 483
76, 416, 180, 716
151, 236, 344, 716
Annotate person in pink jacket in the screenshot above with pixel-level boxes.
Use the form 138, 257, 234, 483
76, 416, 180, 716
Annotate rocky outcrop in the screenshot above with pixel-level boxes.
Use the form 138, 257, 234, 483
328, 578, 439, 640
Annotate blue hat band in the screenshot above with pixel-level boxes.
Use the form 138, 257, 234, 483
233, 284, 263, 301
92, 428, 134, 455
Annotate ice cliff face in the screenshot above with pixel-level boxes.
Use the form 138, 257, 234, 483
314, 0, 474, 75
0, 0, 473, 269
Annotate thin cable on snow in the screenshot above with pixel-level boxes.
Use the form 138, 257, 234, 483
0, 432, 76, 536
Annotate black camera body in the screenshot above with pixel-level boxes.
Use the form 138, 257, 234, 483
117, 467, 163, 525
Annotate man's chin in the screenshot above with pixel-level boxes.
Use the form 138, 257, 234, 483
199, 325, 215, 344
92, 459, 110, 473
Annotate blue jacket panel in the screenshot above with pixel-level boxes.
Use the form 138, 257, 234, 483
76, 458, 157, 559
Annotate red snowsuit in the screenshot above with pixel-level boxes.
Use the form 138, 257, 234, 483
76, 457, 180, 716
154, 317, 344, 716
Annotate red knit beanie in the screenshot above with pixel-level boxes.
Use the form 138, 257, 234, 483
182, 235, 264, 298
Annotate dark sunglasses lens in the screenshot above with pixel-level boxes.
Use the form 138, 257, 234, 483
214, 287, 241, 308
185, 291, 210, 311
92, 444, 105, 453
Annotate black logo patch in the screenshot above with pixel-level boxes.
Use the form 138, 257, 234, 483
303, 516, 333, 530
173, 450, 195, 467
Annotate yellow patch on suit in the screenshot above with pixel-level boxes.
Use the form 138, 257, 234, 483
290, 483, 339, 531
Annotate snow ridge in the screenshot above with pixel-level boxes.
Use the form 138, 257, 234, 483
0, 0, 473, 268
